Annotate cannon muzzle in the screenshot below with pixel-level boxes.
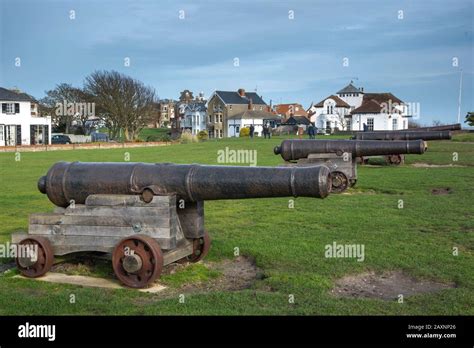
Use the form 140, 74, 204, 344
353, 130, 451, 141
39, 162, 332, 207
275, 139, 427, 161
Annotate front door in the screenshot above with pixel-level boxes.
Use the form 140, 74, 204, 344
0, 125, 4, 146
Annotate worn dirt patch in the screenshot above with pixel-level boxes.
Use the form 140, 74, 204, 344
48, 255, 261, 293
183, 256, 262, 292
331, 271, 455, 300
412, 163, 466, 168
431, 187, 453, 195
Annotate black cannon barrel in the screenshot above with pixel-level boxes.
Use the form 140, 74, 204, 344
38, 162, 332, 207
274, 139, 427, 161
353, 130, 451, 141
401, 123, 461, 132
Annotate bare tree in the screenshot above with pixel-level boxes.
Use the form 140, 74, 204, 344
84, 71, 157, 141
40, 83, 91, 134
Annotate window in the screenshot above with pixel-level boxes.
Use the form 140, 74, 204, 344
219, 114, 223, 123
209, 115, 212, 123
229, 105, 232, 110
2, 103, 18, 114
367, 118, 374, 131
392, 118, 398, 130
346, 118, 351, 130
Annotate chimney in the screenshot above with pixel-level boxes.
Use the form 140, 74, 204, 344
238, 88, 245, 97
248, 98, 253, 110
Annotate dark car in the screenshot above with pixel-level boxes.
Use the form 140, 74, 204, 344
51, 134, 72, 144
91, 132, 109, 142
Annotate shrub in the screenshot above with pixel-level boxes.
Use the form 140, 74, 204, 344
197, 130, 208, 141
146, 134, 161, 142
159, 134, 171, 142
180, 131, 198, 144
239, 127, 250, 137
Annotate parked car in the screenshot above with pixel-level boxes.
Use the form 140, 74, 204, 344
91, 132, 109, 142
51, 134, 72, 144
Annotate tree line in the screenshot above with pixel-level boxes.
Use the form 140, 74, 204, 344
40, 70, 158, 141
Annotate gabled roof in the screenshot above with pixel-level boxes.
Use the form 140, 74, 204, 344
314, 95, 350, 108
228, 110, 281, 120
284, 116, 311, 125
185, 102, 207, 112
362, 93, 403, 105
214, 91, 266, 105
275, 103, 307, 116
0, 87, 37, 102
351, 93, 404, 114
337, 82, 362, 94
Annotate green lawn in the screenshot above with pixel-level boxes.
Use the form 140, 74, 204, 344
0, 134, 472, 315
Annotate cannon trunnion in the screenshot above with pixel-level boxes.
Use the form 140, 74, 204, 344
13, 162, 332, 288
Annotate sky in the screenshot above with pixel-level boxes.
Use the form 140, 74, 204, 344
0, 0, 473, 126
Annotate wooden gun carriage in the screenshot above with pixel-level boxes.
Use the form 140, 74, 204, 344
13, 162, 331, 288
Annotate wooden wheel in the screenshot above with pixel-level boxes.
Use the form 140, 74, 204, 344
186, 231, 211, 263
386, 154, 403, 166
330, 171, 349, 193
16, 236, 54, 278
112, 235, 163, 288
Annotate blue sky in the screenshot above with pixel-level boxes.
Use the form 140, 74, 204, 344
1, 0, 472, 126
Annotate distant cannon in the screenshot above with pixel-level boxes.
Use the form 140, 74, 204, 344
274, 139, 427, 193
400, 123, 461, 132
352, 130, 452, 141
13, 162, 331, 288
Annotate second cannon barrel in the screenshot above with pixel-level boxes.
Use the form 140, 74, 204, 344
274, 139, 427, 161
352, 130, 451, 141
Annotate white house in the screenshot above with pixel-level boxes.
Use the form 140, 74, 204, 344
227, 110, 282, 137
182, 102, 207, 135
350, 92, 409, 131
307, 95, 351, 132
308, 82, 410, 132
0, 87, 51, 146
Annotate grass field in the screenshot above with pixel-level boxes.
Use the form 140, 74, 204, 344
0, 133, 473, 315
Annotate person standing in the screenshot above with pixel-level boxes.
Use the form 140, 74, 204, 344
249, 124, 255, 139
308, 123, 316, 139
263, 123, 268, 139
